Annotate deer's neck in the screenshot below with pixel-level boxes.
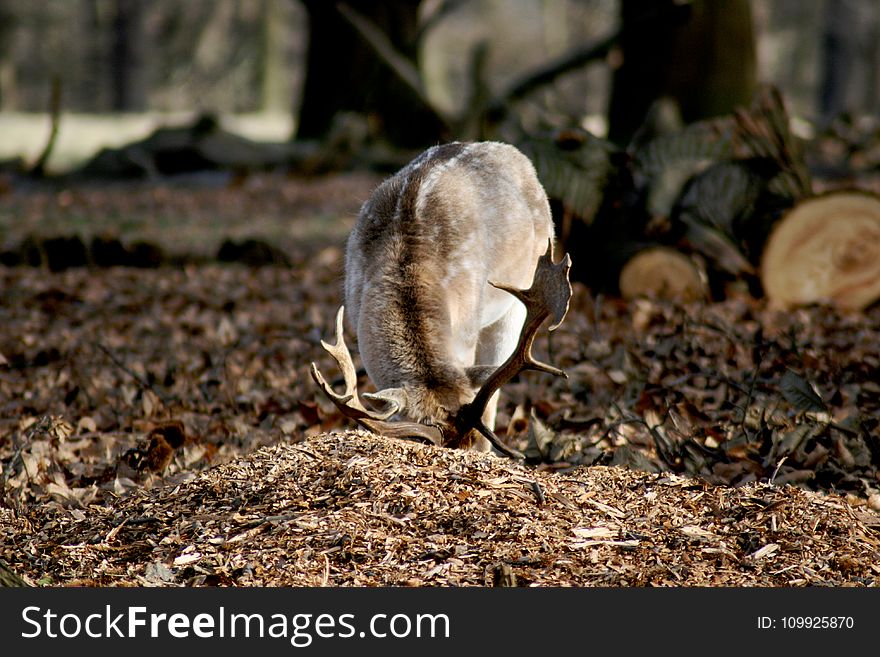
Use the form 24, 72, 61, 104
357, 258, 472, 423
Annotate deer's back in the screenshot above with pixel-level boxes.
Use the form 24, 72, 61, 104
344, 141, 553, 413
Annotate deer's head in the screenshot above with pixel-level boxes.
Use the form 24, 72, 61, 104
310, 244, 571, 459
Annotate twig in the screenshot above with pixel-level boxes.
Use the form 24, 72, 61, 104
739, 335, 767, 434
664, 370, 751, 397
769, 457, 787, 486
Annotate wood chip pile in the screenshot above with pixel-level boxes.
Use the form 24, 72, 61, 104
3, 431, 879, 587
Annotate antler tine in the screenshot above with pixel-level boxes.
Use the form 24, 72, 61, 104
310, 306, 371, 416
310, 306, 445, 446
472, 243, 571, 411
453, 242, 572, 458
311, 306, 403, 423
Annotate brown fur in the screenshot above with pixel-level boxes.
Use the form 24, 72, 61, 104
345, 141, 554, 449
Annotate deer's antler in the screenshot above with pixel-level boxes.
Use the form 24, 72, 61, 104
448, 244, 572, 458
310, 307, 444, 445
310, 244, 572, 460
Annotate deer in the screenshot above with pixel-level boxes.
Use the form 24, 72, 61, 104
310, 141, 572, 459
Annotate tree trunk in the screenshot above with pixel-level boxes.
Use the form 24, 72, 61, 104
295, 0, 446, 149
608, 0, 756, 146
0, 0, 16, 110
110, 0, 147, 111
819, 0, 880, 122
618, 246, 708, 302
260, 0, 289, 113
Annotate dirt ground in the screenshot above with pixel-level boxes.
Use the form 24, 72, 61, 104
1, 173, 880, 587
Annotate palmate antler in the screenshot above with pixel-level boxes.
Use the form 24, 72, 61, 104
310, 246, 573, 460
448, 248, 572, 456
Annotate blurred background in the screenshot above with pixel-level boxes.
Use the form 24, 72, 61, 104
2, 0, 880, 302
0, 0, 877, 173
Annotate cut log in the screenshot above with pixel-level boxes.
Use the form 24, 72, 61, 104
760, 190, 880, 310
619, 246, 708, 301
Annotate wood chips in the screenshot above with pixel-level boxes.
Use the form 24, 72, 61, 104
3, 430, 879, 587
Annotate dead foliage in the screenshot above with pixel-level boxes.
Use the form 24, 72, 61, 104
1, 173, 880, 586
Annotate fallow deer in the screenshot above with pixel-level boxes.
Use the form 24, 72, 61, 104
311, 141, 572, 459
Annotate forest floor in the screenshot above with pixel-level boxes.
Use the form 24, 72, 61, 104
1, 171, 880, 587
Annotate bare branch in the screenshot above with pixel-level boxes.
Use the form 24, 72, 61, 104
94, 342, 174, 407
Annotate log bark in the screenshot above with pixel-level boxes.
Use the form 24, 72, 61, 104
760, 190, 880, 310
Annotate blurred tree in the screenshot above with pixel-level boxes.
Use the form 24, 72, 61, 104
0, 0, 16, 110
295, 0, 447, 148
260, 0, 289, 112
819, 0, 880, 122
607, 0, 756, 146
110, 0, 147, 111
81, 0, 108, 111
